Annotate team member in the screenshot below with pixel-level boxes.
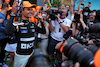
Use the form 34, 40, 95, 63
5, 1, 46, 67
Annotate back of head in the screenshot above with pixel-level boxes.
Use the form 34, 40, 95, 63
1, 2, 8, 10
83, 7, 91, 13
95, 10, 100, 22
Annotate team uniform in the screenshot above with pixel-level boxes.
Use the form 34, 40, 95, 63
5, 16, 46, 67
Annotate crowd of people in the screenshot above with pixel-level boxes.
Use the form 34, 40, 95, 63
0, 0, 100, 67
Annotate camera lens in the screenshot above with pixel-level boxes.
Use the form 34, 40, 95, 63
63, 37, 94, 67
86, 45, 99, 55
25, 48, 50, 67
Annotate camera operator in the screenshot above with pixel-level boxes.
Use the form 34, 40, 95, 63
61, 0, 73, 20
37, 12, 49, 52
71, 11, 87, 37
72, 10, 100, 48
5, 1, 46, 67
48, 6, 72, 66
55, 33, 99, 67
72, 10, 100, 46
86, 10, 100, 46
55, 34, 80, 67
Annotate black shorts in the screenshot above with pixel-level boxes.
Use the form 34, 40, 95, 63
48, 36, 60, 54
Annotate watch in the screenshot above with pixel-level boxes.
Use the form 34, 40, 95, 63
49, 18, 51, 21
59, 22, 63, 24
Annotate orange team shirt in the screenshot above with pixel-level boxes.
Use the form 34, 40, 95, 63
0, 5, 2, 12
29, 16, 38, 23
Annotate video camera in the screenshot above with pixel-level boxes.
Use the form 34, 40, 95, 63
62, 37, 99, 67
46, 7, 63, 20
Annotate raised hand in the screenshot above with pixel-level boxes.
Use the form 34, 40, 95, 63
11, 1, 18, 15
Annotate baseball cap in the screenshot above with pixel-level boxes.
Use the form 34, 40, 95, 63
5, 0, 10, 2
23, 1, 33, 8
36, 6, 41, 11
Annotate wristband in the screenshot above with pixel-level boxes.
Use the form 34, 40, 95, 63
10, 12, 16, 17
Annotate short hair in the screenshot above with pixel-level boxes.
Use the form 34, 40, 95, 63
60, 6, 68, 11
2, 2, 8, 9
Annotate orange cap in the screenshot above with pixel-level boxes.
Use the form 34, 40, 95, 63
5, 0, 10, 2
36, 6, 41, 11
32, 8, 36, 11
94, 49, 100, 67
32, 4, 36, 7
23, 1, 33, 8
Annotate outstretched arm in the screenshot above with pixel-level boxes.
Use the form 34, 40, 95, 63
61, 0, 64, 8
5, 2, 17, 35
78, 0, 84, 12
69, 0, 74, 13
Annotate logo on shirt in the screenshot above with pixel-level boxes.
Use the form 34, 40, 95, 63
21, 42, 34, 49
20, 29, 28, 33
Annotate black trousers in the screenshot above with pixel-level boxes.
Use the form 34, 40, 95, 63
0, 38, 8, 63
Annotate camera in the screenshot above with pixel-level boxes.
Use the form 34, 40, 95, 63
84, 10, 100, 33
85, 23, 100, 33
73, 13, 80, 23
62, 37, 99, 67
81, 3, 84, 5
46, 7, 63, 20
25, 48, 50, 67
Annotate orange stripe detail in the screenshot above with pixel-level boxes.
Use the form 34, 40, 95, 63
60, 45, 64, 53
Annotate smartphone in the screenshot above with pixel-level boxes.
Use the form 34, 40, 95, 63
81, 3, 84, 5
